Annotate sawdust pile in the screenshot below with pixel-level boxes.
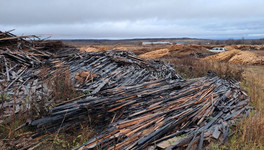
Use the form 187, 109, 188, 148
138, 48, 170, 59
229, 51, 264, 64
78, 46, 100, 53
204, 50, 264, 65
224, 46, 238, 51
225, 45, 264, 51
138, 45, 212, 59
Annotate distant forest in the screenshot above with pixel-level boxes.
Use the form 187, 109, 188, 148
208, 38, 264, 45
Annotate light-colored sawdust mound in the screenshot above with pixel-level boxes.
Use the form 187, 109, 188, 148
229, 51, 264, 65
138, 45, 210, 59
204, 50, 241, 62
138, 48, 170, 59
79, 47, 100, 53
224, 45, 236, 50
204, 50, 264, 65
225, 45, 264, 51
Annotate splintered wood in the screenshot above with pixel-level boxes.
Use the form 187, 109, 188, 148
0, 30, 251, 149
67, 50, 181, 94
0, 29, 180, 125
31, 76, 250, 150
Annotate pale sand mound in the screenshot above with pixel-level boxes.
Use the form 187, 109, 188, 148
204, 50, 241, 62
138, 48, 170, 59
225, 45, 264, 51
229, 51, 264, 65
224, 45, 237, 50
204, 50, 264, 65
79, 47, 100, 52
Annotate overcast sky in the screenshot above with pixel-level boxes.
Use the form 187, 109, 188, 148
1, 0, 264, 39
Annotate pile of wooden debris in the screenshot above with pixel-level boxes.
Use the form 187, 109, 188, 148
0, 30, 81, 123
0, 30, 251, 149
32, 75, 250, 150
0, 30, 180, 123
66, 50, 181, 94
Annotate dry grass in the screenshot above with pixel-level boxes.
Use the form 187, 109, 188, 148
166, 57, 244, 81
229, 66, 264, 149
47, 123, 95, 149
48, 68, 79, 103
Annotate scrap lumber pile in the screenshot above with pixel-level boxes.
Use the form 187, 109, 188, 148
0, 30, 73, 122
0, 30, 251, 149
28, 49, 182, 135
0, 30, 33, 48
0, 30, 180, 122
0, 31, 47, 121
66, 50, 181, 94
31, 75, 250, 149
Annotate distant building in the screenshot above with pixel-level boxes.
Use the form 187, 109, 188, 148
142, 41, 172, 45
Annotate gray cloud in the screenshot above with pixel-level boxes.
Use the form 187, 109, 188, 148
1, 0, 264, 39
